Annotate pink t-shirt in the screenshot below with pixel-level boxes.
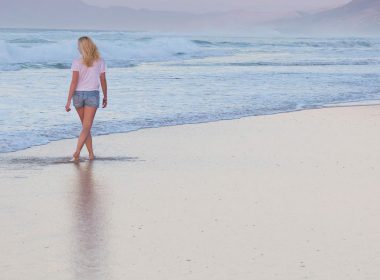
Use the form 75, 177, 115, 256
71, 57, 106, 91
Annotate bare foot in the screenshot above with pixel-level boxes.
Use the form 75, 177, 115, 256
70, 152, 80, 162
89, 154, 95, 160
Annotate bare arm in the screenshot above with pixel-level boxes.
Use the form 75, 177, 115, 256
65, 71, 79, 112
100, 72, 108, 108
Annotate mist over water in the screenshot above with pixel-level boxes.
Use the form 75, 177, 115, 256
1, 29, 380, 153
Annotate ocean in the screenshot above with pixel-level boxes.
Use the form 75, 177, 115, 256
1, 28, 380, 153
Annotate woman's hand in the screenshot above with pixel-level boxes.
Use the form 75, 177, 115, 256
102, 98, 107, 108
65, 101, 71, 112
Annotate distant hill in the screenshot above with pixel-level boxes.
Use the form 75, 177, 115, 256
274, 0, 380, 36
0, 0, 198, 32
2, 0, 379, 36
0, 0, 285, 34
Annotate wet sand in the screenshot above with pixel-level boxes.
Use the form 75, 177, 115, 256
1, 105, 380, 279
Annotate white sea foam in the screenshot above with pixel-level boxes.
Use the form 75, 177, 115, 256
0, 32, 232, 70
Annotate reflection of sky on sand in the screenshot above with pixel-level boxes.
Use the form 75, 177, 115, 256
71, 162, 110, 280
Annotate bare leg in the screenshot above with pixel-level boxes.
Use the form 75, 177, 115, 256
73, 106, 97, 160
75, 107, 95, 159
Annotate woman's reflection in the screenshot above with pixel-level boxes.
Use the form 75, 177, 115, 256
71, 161, 109, 280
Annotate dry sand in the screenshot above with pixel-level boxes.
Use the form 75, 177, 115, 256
1, 105, 380, 279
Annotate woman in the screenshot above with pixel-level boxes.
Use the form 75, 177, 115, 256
65, 36, 108, 162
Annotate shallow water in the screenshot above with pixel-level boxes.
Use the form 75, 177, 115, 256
1, 29, 380, 152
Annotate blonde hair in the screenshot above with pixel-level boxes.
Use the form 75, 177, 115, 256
78, 36, 100, 67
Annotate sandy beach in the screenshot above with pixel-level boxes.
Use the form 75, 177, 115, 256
1, 104, 380, 279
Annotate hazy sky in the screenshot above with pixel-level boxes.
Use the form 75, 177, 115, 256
83, 0, 351, 13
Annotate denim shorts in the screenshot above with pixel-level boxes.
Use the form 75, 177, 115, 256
73, 90, 100, 108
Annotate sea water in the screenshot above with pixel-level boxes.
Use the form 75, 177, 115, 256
1, 28, 380, 153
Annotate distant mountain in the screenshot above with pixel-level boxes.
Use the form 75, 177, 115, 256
0, 0, 199, 32
275, 0, 380, 36
0, 0, 286, 34
3, 0, 378, 36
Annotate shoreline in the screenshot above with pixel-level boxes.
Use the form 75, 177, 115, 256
2, 99, 380, 157
2, 103, 380, 278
